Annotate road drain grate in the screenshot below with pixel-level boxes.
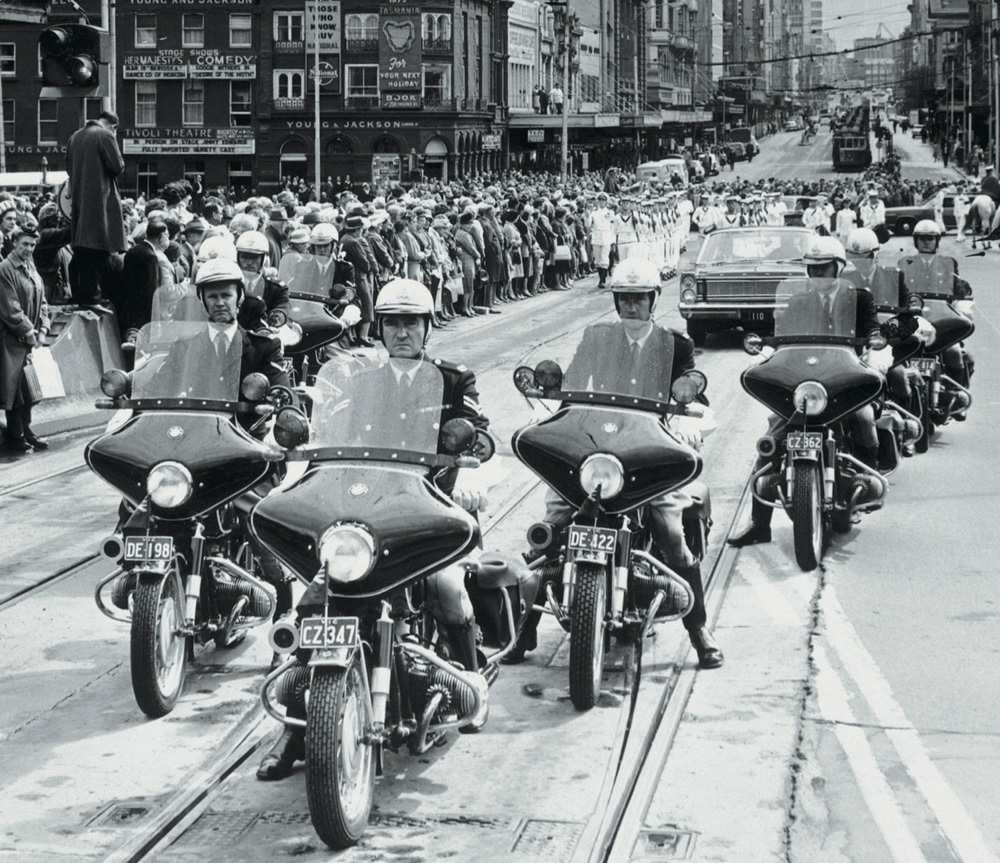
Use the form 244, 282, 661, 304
510, 819, 584, 860
85, 797, 164, 829
632, 828, 697, 860
173, 809, 260, 844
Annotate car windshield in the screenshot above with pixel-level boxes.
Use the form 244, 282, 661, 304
698, 230, 808, 265
773, 278, 858, 343
131, 321, 242, 402
307, 353, 446, 456
899, 254, 957, 299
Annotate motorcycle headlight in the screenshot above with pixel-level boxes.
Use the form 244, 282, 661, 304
319, 525, 375, 584
793, 381, 828, 416
146, 461, 193, 509
579, 453, 625, 499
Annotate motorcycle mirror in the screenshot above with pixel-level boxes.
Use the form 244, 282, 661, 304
473, 429, 496, 463
267, 309, 288, 328
100, 368, 130, 398
240, 372, 270, 402
907, 294, 924, 311
279, 321, 304, 348
441, 418, 477, 455
867, 332, 888, 351
513, 365, 537, 395
267, 385, 295, 410
329, 283, 348, 300
534, 360, 564, 393
273, 407, 310, 449
743, 333, 764, 355
671, 372, 704, 405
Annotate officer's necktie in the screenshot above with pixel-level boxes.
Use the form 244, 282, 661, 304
214, 333, 227, 364
823, 297, 833, 330
627, 341, 642, 394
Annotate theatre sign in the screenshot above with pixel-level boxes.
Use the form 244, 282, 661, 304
122, 127, 256, 155
122, 49, 256, 80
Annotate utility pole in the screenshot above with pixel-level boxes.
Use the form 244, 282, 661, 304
314, 21, 321, 196
101, 0, 116, 112
557, 0, 570, 181
0, 64, 6, 173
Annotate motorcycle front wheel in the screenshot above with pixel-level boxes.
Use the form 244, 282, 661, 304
568, 562, 607, 711
306, 659, 376, 849
130, 567, 186, 718
792, 463, 824, 572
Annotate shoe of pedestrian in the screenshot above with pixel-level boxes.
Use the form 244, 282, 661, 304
727, 522, 772, 547
953, 410, 967, 422
24, 431, 48, 451
689, 627, 724, 669
487, 307, 502, 314
256, 728, 305, 781
3, 437, 32, 453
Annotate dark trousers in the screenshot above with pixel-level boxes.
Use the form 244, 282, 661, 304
69, 247, 112, 305
4, 403, 32, 441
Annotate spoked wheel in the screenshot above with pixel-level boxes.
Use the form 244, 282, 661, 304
791, 463, 824, 572
568, 562, 607, 711
306, 659, 376, 849
130, 568, 187, 718
914, 383, 932, 453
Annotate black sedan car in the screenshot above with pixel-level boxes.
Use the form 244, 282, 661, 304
883, 195, 957, 235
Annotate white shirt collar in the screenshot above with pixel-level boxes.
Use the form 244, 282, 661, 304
208, 322, 238, 350
625, 322, 654, 349
388, 358, 421, 386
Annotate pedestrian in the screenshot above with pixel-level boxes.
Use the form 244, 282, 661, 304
65, 110, 125, 307
538, 86, 549, 115
532, 86, 541, 114
0, 227, 50, 453
549, 84, 564, 115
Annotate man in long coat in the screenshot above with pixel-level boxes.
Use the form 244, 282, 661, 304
66, 111, 126, 306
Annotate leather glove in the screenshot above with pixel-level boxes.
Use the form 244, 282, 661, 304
451, 470, 489, 514
339, 304, 362, 327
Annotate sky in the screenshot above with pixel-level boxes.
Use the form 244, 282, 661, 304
823, 0, 913, 50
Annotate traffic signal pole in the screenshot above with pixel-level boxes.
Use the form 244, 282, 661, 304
561, 6, 569, 182
104, 0, 116, 111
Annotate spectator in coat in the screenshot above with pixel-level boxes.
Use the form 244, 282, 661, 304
119, 220, 171, 346
264, 208, 287, 269
339, 215, 376, 346
479, 203, 504, 312
65, 111, 125, 306
33, 203, 72, 305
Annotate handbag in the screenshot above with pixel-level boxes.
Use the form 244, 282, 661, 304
554, 244, 572, 261
22, 360, 44, 405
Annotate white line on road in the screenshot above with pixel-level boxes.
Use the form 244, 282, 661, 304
813, 643, 929, 863
736, 553, 801, 626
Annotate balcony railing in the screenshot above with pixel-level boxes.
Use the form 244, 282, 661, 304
345, 37, 379, 53
273, 97, 306, 111
422, 37, 452, 53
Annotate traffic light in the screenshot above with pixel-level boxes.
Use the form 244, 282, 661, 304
38, 24, 108, 96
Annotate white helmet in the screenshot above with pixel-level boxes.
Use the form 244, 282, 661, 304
845, 227, 880, 257
235, 230, 269, 256
374, 278, 434, 317
913, 219, 942, 238
196, 234, 237, 264
309, 223, 338, 246
802, 235, 846, 270
607, 257, 662, 294
194, 257, 245, 296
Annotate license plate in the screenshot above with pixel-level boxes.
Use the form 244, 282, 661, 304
567, 525, 617, 556
281, 357, 294, 373
786, 432, 824, 451
299, 616, 360, 649
124, 535, 174, 562
915, 358, 937, 375
741, 309, 770, 323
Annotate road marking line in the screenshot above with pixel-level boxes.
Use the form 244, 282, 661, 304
735, 553, 801, 626
813, 642, 929, 863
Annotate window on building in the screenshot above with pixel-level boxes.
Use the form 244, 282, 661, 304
345, 14, 378, 50
462, 13, 469, 98
228, 159, 253, 188
137, 161, 158, 198
229, 13, 253, 48
183, 80, 205, 126
475, 16, 483, 101
345, 64, 378, 105
183, 160, 205, 180
2, 99, 13, 144
422, 63, 451, 105
135, 14, 157, 48
135, 81, 157, 127
38, 99, 58, 144
274, 11, 304, 43
0, 44, 14, 78
182, 13, 205, 48
655, 0, 663, 28
274, 69, 305, 100
83, 97, 103, 122
230, 82, 252, 126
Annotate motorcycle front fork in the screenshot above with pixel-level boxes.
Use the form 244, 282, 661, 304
183, 522, 207, 625
559, 517, 630, 621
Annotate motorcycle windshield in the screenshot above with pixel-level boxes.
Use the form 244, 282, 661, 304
130, 321, 242, 403
858, 264, 899, 309
899, 254, 956, 300
277, 253, 331, 297
308, 353, 446, 457
773, 278, 858, 345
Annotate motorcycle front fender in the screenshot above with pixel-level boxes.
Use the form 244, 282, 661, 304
307, 644, 359, 670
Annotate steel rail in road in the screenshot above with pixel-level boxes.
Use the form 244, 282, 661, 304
0, 461, 88, 498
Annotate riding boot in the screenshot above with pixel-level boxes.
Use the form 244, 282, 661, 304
501, 609, 541, 665
256, 705, 305, 781
727, 495, 773, 547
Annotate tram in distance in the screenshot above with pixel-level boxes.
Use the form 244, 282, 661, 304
832, 104, 873, 172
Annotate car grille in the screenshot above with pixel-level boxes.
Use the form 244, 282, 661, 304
702, 279, 781, 301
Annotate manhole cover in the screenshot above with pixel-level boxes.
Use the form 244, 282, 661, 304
632, 828, 697, 860
510, 819, 584, 860
86, 797, 164, 829
175, 809, 260, 844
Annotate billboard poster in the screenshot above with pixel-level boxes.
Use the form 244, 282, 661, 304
381, 92, 421, 109
371, 154, 401, 185
378, 1, 422, 92
305, 0, 341, 53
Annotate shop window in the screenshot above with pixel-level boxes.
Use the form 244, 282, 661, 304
137, 161, 158, 198
230, 14, 253, 49
182, 14, 205, 49
135, 14, 157, 48
0, 44, 14, 78
38, 99, 58, 145
228, 159, 253, 188
83, 97, 103, 122
183, 161, 205, 181
345, 64, 378, 106
183, 81, 204, 126
422, 64, 451, 106
135, 81, 157, 127
274, 12, 303, 44
230, 82, 252, 127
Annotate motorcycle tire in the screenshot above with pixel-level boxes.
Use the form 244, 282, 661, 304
568, 562, 607, 712
792, 463, 824, 572
130, 570, 186, 718
306, 660, 376, 849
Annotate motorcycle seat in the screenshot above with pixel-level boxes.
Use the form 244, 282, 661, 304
684, 480, 710, 512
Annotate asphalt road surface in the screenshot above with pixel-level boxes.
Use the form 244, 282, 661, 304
0, 127, 996, 863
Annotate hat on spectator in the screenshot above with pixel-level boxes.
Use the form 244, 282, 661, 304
184, 217, 209, 235
302, 211, 320, 226
0, 199, 16, 216
288, 225, 310, 244
268, 207, 287, 223
344, 215, 364, 231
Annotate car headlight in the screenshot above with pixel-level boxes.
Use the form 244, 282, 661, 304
579, 453, 625, 499
680, 275, 697, 305
146, 461, 193, 509
793, 381, 828, 416
319, 525, 375, 584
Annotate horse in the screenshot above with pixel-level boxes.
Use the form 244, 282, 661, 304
969, 194, 996, 239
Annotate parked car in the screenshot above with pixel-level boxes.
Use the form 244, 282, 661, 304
883, 195, 957, 235
727, 142, 747, 161
910, 125, 924, 139
784, 119, 802, 132
677, 226, 812, 345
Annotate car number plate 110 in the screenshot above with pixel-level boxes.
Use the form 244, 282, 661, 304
124, 535, 174, 562
915, 358, 937, 375
567, 525, 617, 556
786, 432, 824, 451
299, 616, 360, 649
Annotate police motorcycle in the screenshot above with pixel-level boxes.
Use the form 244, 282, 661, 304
86, 320, 293, 717
252, 352, 536, 849
510, 334, 713, 710
897, 224, 975, 443
742, 277, 890, 571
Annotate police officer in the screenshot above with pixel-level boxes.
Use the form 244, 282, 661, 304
235, 230, 291, 320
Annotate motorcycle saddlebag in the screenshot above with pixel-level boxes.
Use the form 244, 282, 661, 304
465, 553, 539, 649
